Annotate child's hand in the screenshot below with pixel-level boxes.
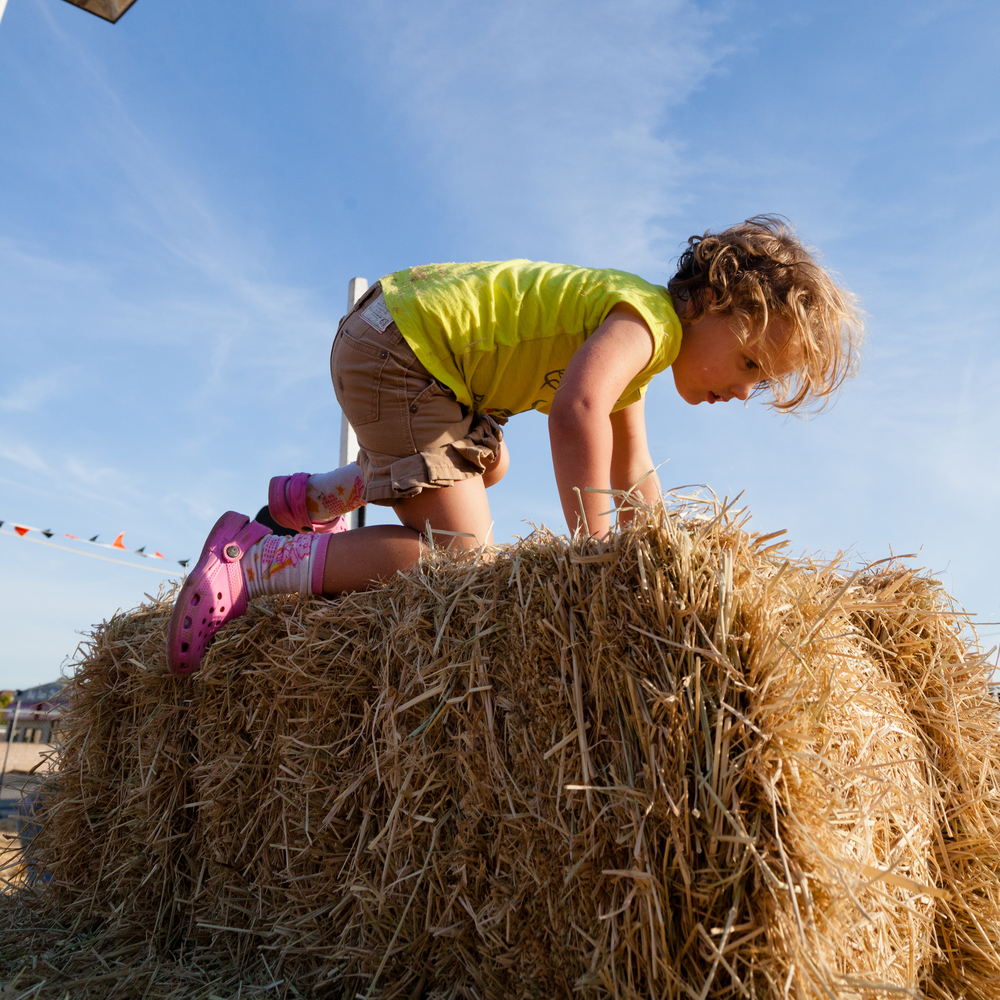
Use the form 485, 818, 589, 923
548, 306, 656, 538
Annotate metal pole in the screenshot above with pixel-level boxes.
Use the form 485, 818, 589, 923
1, 695, 22, 790
341, 277, 368, 529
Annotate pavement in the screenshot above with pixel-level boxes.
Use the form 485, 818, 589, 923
0, 777, 35, 820
0, 745, 57, 820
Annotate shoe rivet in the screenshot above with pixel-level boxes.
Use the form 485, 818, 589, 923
381, 351, 388, 359
225, 544, 240, 558
410, 404, 417, 412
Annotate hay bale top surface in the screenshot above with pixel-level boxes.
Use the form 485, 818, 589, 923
2, 500, 999, 1000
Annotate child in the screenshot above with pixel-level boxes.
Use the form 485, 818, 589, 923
166, 216, 862, 675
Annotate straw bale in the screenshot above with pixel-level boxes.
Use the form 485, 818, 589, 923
2, 499, 999, 1000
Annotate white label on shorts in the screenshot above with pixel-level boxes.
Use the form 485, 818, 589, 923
361, 295, 394, 333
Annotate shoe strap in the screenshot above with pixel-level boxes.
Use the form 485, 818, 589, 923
221, 519, 272, 562
286, 473, 311, 531
267, 473, 312, 532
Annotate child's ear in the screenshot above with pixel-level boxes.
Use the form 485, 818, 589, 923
699, 288, 717, 311
673, 294, 696, 321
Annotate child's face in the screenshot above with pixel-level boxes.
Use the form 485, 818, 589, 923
671, 311, 795, 406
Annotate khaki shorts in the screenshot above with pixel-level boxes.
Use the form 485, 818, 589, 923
330, 283, 504, 506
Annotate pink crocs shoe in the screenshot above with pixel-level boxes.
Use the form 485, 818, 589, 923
166, 511, 271, 675
268, 473, 351, 534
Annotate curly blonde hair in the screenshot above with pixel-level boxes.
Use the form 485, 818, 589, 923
668, 215, 864, 411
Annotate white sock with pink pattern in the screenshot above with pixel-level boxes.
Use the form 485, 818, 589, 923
305, 464, 366, 523
244, 533, 328, 598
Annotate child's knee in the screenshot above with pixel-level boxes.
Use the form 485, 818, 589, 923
482, 442, 509, 488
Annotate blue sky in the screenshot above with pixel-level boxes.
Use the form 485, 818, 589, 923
1, 0, 998, 689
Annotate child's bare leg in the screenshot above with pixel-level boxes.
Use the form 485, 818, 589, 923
167, 478, 494, 673
321, 475, 494, 595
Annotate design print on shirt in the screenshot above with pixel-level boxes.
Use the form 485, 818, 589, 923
472, 391, 512, 420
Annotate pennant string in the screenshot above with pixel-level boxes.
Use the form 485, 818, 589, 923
0, 529, 185, 576
1, 517, 188, 570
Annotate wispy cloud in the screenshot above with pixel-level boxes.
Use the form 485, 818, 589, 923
0, 372, 68, 413
335, 0, 728, 270
11, 3, 343, 394
0, 440, 50, 474
0, 433, 137, 504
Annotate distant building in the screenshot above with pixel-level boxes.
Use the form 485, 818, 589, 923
2, 682, 69, 744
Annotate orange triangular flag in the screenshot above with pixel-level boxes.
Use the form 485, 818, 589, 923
153, 552, 165, 559
14, 526, 29, 537
112, 532, 126, 550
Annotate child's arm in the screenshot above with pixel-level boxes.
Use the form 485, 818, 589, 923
549, 306, 655, 538
610, 399, 660, 525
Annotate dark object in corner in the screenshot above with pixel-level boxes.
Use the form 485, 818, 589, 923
254, 506, 299, 538
60, 0, 139, 24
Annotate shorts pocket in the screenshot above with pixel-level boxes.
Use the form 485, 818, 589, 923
407, 379, 471, 452
330, 329, 389, 427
